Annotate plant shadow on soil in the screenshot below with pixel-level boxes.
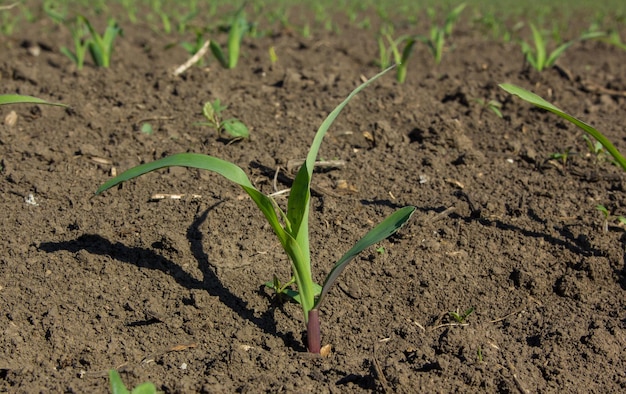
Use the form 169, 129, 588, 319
38, 201, 308, 352
2, 3, 626, 393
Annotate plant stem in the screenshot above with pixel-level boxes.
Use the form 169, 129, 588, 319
307, 309, 321, 353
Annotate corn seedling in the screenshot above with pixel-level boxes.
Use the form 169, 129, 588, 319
520, 23, 604, 72
582, 134, 611, 165
377, 27, 416, 83
96, 67, 415, 353
596, 205, 626, 233
549, 147, 574, 170
61, 16, 121, 69
43, 0, 67, 25
473, 98, 503, 118
195, 99, 249, 140
449, 307, 474, 323
109, 370, 157, 394
209, 6, 249, 69
499, 83, 626, 172
415, 3, 466, 65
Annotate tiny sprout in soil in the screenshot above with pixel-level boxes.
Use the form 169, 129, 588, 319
449, 307, 474, 323
596, 205, 626, 233
109, 369, 157, 394
196, 99, 249, 140
96, 66, 415, 353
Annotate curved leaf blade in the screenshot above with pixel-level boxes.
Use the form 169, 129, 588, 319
287, 66, 395, 240
499, 83, 626, 172
0, 94, 67, 107
314, 205, 416, 309
95, 152, 288, 245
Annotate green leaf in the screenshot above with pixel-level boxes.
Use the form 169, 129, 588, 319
209, 41, 228, 68
530, 23, 546, 71
499, 83, 626, 171
109, 370, 131, 394
285, 66, 396, 314
95, 153, 289, 247
140, 123, 154, 135
443, 3, 466, 35
314, 205, 416, 309
222, 119, 249, 139
545, 41, 575, 68
0, 94, 66, 107
109, 369, 157, 394
131, 382, 158, 394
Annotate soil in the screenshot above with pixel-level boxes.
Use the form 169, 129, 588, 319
1, 4, 626, 393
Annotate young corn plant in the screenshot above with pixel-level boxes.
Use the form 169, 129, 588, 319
209, 6, 249, 69
377, 27, 416, 83
473, 98, 503, 118
499, 83, 626, 172
596, 205, 626, 233
416, 3, 466, 65
95, 67, 415, 353
520, 23, 604, 72
61, 16, 121, 69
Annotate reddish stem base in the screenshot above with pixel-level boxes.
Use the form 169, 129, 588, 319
307, 309, 321, 353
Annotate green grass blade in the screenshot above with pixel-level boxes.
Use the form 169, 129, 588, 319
530, 23, 546, 71
209, 41, 228, 68
499, 83, 626, 171
287, 66, 395, 254
377, 36, 388, 69
433, 28, 445, 64
0, 94, 66, 107
443, 3, 466, 35
397, 38, 416, 82
81, 16, 105, 66
314, 206, 416, 309
227, 15, 243, 68
545, 41, 574, 68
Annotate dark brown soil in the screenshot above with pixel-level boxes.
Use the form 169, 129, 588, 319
1, 5, 626, 393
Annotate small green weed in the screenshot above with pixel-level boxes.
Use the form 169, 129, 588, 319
109, 369, 158, 394
473, 98, 503, 118
449, 307, 474, 323
549, 147, 574, 170
196, 99, 249, 140
596, 205, 626, 233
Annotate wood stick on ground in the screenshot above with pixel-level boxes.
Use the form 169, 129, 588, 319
372, 339, 392, 394
173, 40, 211, 76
